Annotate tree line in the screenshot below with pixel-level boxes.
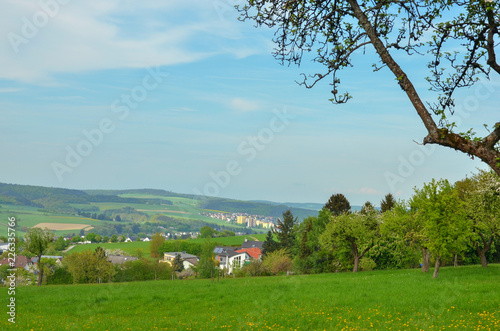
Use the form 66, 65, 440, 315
258, 170, 500, 279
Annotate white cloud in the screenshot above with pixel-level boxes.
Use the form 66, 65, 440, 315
0, 0, 268, 84
0, 88, 22, 93
349, 187, 380, 195
229, 97, 261, 112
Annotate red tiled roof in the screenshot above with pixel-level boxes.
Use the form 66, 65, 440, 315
235, 247, 262, 259
0, 255, 32, 268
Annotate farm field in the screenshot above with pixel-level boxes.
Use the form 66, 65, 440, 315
0, 205, 108, 237
65, 234, 268, 257
2, 265, 499, 330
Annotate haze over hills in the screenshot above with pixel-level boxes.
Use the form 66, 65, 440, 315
250, 200, 365, 212
0, 182, 320, 221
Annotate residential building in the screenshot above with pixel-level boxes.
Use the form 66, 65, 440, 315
108, 255, 138, 264
162, 252, 199, 270
0, 255, 33, 271
214, 247, 250, 274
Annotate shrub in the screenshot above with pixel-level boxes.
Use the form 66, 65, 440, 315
262, 249, 293, 275
359, 258, 377, 271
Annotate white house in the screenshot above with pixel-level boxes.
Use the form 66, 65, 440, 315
214, 247, 250, 274
162, 252, 199, 270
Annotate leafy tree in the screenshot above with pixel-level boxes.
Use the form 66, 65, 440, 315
380, 194, 396, 213
221, 230, 235, 237
132, 248, 145, 259
172, 254, 184, 273
457, 170, 500, 267
200, 226, 216, 238
197, 238, 216, 279
295, 209, 333, 274
110, 234, 118, 243
379, 202, 423, 270
324, 194, 351, 216
23, 227, 55, 286
274, 209, 298, 253
411, 179, 472, 278
149, 233, 165, 258
261, 248, 293, 275
237, 0, 500, 175
85, 232, 97, 243
320, 211, 380, 272
46, 265, 73, 285
54, 236, 69, 251
360, 201, 376, 215
40, 257, 58, 285
64, 248, 114, 284
262, 230, 278, 256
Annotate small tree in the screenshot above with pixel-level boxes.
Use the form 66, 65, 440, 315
149, 233, 165, 258
380, 194, 396, 213
360, 201, 376, 215
197, 238, 216, 279
324, 194, 351, 216
24, 227, 55, 286
274, 210, 297, 253
262, 248, 293, 275
320, 212, 380, 272
172, 254, 184, 273
457, 170, 500, 267
411, 179, 472, 278
200, 226, 215, 238
262, 230, 278, 256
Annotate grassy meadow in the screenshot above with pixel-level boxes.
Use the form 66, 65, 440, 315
2, 265, 499, 330
0, 205, 108, 237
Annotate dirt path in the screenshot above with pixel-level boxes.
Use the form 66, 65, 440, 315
63, 245, 75, 253
250, 236, 259, 241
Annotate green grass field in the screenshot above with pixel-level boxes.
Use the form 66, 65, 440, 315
2, 265, 499, 330
0, 205, 109, 237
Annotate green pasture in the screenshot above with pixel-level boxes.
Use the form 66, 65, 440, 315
66, 241, 151, 257
0, 205, 108, 237
187, 233, 268, 246
2, 265, 499, 330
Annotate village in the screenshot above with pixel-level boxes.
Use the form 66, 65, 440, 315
202, 211, 276, 229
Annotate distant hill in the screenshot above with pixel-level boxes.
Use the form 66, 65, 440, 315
0, 183, 317, 220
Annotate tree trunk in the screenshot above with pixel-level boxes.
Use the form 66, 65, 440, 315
479, 251, 488, 268
353, 256, 359, 273
351, 241, 359, 272
422, 248, 430, 272
454, 254, 458, 267
37, 255, 43, 286
433, 257, 441, 279
475, 235, 493, 267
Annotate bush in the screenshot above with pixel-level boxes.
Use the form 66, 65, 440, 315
262, 249, 293, 275
359, 258, 377, 271
237, 260, 267, 277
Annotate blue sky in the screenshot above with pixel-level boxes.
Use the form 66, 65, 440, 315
1, 0, 497, 206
